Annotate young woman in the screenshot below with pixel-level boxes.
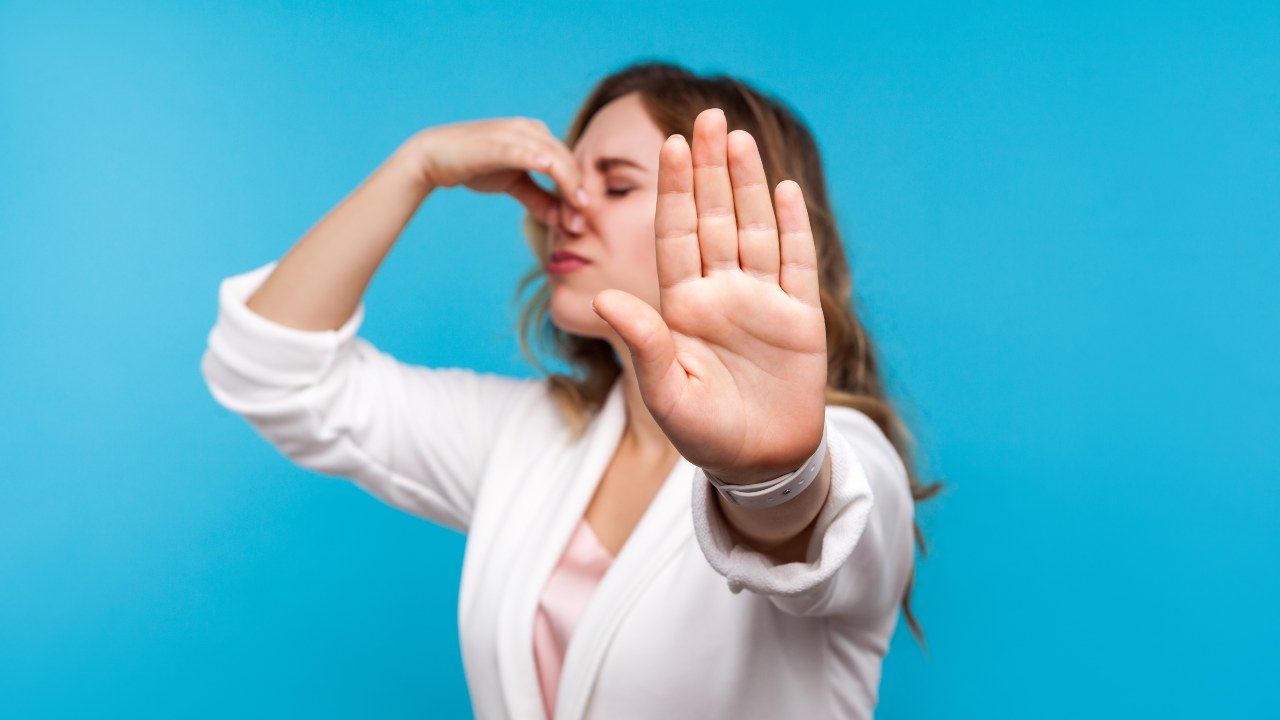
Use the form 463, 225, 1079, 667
202, 61, 940, 719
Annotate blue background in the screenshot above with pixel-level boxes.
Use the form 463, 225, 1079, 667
2, 1, 1276, 717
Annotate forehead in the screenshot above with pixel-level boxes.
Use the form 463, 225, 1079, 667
573, 92, 665, 167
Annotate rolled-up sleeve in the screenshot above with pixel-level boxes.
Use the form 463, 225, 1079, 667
199, 260, 541, 534
690, 407, 915, 623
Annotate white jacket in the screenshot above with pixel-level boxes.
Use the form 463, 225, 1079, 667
200, 262, 916, 719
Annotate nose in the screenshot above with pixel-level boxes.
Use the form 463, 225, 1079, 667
558, 197, 587, 235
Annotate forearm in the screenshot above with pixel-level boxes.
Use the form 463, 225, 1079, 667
245, 135, 436, 331
713, 450, 832, 565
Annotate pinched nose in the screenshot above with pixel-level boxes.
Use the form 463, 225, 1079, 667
558, 198, 587, 235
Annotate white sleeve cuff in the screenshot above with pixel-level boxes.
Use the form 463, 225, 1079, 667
204, 260, 367, 389
690, 417, 875, 597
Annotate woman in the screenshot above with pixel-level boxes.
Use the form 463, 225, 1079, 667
202, 61, 940, 719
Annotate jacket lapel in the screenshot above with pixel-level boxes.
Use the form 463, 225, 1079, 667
495, 378, 628, 719
493, 376, 698, 720
553, 454, 696, 719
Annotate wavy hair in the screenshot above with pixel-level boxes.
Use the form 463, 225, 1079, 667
512, 60, 943, 648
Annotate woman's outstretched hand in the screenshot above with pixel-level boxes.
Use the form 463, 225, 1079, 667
590, 109, 828, 484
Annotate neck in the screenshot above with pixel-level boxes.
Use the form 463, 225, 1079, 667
610, 341, 679, 463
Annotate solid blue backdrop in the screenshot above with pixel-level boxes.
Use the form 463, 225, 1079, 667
1, 1, 1276, 717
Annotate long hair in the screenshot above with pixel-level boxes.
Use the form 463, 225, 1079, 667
513, 60, 944, 647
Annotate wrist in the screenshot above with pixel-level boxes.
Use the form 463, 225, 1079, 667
705, 430, 826, 486
394, 132, 439, 195
705, 424, 828, 509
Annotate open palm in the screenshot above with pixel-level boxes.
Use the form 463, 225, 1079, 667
591, 108, 828, 483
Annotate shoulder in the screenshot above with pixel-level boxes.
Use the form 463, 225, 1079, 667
467, 371, 577, 443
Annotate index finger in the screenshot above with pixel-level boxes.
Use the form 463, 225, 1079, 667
517, 121, 588, 209
655, 134, 702, 290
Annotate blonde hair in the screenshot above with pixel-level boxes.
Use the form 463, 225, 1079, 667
513, 61, 944, 647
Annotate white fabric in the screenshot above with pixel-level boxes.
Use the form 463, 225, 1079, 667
200, 261, 917, 720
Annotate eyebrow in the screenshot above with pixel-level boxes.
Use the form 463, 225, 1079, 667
594, 156, 647, 173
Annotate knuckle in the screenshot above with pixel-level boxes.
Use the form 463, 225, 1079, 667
698, 206, 736, 220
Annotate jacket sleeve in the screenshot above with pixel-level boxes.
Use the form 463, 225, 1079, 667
689, 406, 916, 624
199, 260, 542, 535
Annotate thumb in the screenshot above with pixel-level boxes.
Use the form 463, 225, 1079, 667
505, 173, 559, 226
591, 289, 686, 414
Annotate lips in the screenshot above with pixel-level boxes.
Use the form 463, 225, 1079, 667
547, 249, 590, 274
549, 249, 589, 263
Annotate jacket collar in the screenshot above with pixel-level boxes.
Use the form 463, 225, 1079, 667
495, 376, 696, 719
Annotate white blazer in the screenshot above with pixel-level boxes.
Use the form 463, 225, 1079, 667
201, 262, 916, 719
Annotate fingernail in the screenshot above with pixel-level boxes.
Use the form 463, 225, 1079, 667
575, 188, 589, 207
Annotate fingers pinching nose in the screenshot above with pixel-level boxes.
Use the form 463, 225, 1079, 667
560, 201, 586, 234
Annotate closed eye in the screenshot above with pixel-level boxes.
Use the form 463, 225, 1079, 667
606, 188, 634, 197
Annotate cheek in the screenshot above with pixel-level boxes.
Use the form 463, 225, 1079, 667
620, 202, 658, 261
622, 207, 660, 284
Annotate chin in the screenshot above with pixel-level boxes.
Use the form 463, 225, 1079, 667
548, 291, 607, 339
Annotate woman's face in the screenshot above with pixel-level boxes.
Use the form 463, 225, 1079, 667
546, 92, 667, 344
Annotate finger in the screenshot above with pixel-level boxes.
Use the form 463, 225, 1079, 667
775, 180, 820, 307
591, 288, 688, 420
506, 173, 561, 226
691, 108, 738, 274
726, 129, 779, 283
655, 134, 701, 291
525, 142, 588, 211
514, 121, 588, 209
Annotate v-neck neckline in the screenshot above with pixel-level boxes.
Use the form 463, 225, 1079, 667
583, 517, 616, 563
495, 375, 698, 720
579, 518, 614, 561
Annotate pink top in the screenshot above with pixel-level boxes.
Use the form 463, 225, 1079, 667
533, 518, 615, 719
